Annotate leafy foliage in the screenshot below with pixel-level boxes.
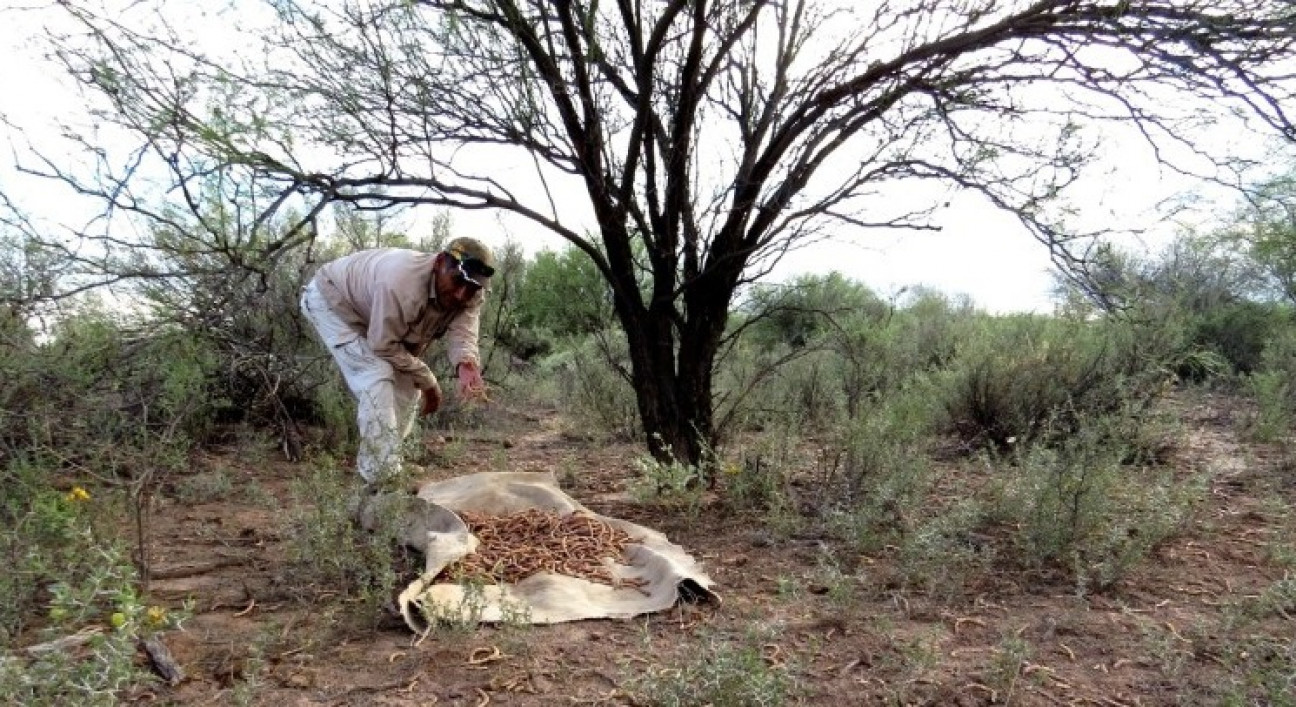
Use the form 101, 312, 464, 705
1228, 169, 1296, 305
283, 463, 402, 614
0, 460, 185, 705
1063, 232, 1286, 378
537, 332, 639, 441
740, 273, 889, 350
624, 629, 798, 707
1248, 327, 1296, 441
512, 245, 615, 345
989, 425, 1202, 592
942, 313, 1174, 451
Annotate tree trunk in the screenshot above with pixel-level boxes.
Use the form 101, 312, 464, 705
617, 277, 729, 473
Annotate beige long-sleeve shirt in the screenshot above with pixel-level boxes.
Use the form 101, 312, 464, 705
311, 248, 485, 390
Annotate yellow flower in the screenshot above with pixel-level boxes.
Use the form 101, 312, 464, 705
66, 486, 90, 503
145, 606, 167, 627
109, 612, 127, 629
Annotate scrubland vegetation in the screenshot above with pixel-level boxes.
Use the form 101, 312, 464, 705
4, 0, 1295, 701
3, 188, 1296, 703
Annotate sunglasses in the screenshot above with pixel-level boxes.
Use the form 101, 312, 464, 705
447, 253, 494, 290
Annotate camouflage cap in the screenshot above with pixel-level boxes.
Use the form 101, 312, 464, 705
444, 237, 496, 279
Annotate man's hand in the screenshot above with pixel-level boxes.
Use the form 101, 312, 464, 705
419, 381, 443, 417
456, 361, 489, 402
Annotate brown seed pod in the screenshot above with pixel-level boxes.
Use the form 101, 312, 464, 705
438, 510, 647, 589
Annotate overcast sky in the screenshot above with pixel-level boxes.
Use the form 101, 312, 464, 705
0, 2, 1265, 314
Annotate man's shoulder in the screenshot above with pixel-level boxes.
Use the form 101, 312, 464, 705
328, 247, 433, 269
354, 246, 424, 260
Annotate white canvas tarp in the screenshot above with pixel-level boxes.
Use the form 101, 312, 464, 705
376, 471, 718, 632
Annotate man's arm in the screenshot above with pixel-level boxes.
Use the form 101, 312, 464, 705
446, 294, 488, 400
445, 293, 483, 370
368, 288, 438, 391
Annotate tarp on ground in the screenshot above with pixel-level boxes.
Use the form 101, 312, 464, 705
386, 471, 718, 631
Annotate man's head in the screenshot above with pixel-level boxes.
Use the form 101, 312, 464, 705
433, 237, 496, 309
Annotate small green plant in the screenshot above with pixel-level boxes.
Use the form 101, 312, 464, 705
1233, 576, 1296, 622
283, 463, 400, 614
425, 434, 469, 468
542, 334, 640, 441
0, 497, 187, 706
173, 469, 235, 504
1213, 634, 1296, 707
721, 448, 790, 513
808, 550, 858, 607
1248, 370, 1293, 443
1136, 615, 1193, 679
229, 621, 286, 707
558, 454, 579, 489
1264, 514, 1296, 569
988, 420, 1201, 592
881, 628, 941, 678
985, 633, 1032, 703
629, 444, 705, 512
871, 627, 942, 704
898, 498, 991, 600
624, 628, 798, 707
773, 575, 803, 600
410, 580, 491, 637
814, 395, 935, 553
492, 595, 535, 658
240, 480, 276, 508
489, 447, 510, 473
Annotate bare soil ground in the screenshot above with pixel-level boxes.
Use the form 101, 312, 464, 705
129, 389, 1294, 705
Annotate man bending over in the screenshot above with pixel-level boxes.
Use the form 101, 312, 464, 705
300, 237, 494, 488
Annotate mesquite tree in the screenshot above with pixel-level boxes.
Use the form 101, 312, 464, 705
31, 0, 1296, 464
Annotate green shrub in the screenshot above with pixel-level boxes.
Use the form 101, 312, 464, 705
1190, 301, 1283, 377
897, 497, 992, 599
511, 245, 615, 340
283, 462, 401, 613
772, 347, 845, 430
624, 629, 798, 707
942, 314, 1171, 451
719, 444, 793, 514
717, 284, 974, 437
540, 332, 639, 441
1213, 634, 1296, 707
1249, 370, 1292, 442
1, 466, 94, 643
740, 272, 888, 350
833, 290, 977, 415
630, 446, 706, 514
988, 421, 1202, 592
1249, 327, 1296, 442
0, 303, 216, 468
0, 460, 185, 706
810, 388, 940, 551
711, 340, 813, 436
1205, 574, 1296, 705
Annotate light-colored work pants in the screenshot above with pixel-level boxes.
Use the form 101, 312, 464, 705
300, 281, 420, 484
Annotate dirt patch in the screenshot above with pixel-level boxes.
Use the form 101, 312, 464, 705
127, 392, 1293, 705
